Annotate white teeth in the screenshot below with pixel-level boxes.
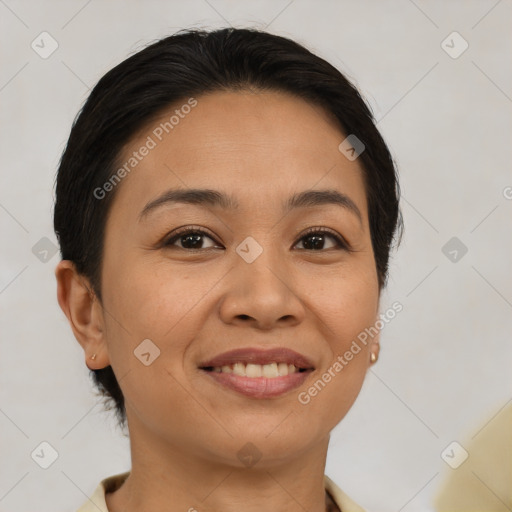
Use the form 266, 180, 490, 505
233, 362, 245, 376
278, 362, 289, 376
211, 362, 302, 378
262, 362, 278, 378
246, 364, 262, 377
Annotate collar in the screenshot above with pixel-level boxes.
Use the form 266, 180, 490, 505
77, 471, 366, 512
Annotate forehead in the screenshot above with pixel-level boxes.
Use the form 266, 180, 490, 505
109, 89, 367, 220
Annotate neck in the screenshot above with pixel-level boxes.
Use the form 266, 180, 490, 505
106, 422, 333, 512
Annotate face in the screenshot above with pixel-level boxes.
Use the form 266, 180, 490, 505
93, 90, 380, 466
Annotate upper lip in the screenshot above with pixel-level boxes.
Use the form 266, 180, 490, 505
199, 347, 315, 369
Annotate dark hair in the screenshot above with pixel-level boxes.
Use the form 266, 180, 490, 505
53, 27, 403, 429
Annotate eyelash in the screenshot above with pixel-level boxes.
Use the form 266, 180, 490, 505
163, 225, 350, 252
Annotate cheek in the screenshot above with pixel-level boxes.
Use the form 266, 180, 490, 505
296, 356, 368, 434
101, 256, 234, 412
100, 263, 207, 431
297, 266, 378, 425
105, 259, 210, 341
314, 258, 379, 340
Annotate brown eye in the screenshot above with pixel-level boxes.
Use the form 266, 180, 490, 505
294, 228, 349, 251
164, 228, 220, 250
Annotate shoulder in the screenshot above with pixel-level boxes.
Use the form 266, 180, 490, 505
76, 471, 130, 512
324, 474, 367, 512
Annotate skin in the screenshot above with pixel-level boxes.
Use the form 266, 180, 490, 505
56, 89, 381, 512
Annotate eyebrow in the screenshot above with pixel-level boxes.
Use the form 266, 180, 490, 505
138, 188, 363, 224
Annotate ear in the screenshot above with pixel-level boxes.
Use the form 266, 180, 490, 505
55, 260, 110, 369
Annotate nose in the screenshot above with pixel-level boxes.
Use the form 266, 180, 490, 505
218, 244, 305, 330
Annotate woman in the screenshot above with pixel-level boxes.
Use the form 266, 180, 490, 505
54, 27, 402, 512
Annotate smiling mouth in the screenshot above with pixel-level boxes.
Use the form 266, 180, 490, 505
198, 347, 315, 398
199, 362, 314, 399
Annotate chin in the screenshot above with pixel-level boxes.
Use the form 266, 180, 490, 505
217, 421, 324, 465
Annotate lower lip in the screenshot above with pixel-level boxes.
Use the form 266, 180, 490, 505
201, 369, 313, 398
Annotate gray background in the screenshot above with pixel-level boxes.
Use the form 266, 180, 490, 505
1, 1, 511, 511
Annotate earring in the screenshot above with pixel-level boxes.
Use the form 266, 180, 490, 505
90, 353, 97, 361
370, 352, 378, 363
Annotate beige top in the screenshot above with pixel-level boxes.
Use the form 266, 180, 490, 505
76, 471, 366, 512
433, 403, 512, 511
